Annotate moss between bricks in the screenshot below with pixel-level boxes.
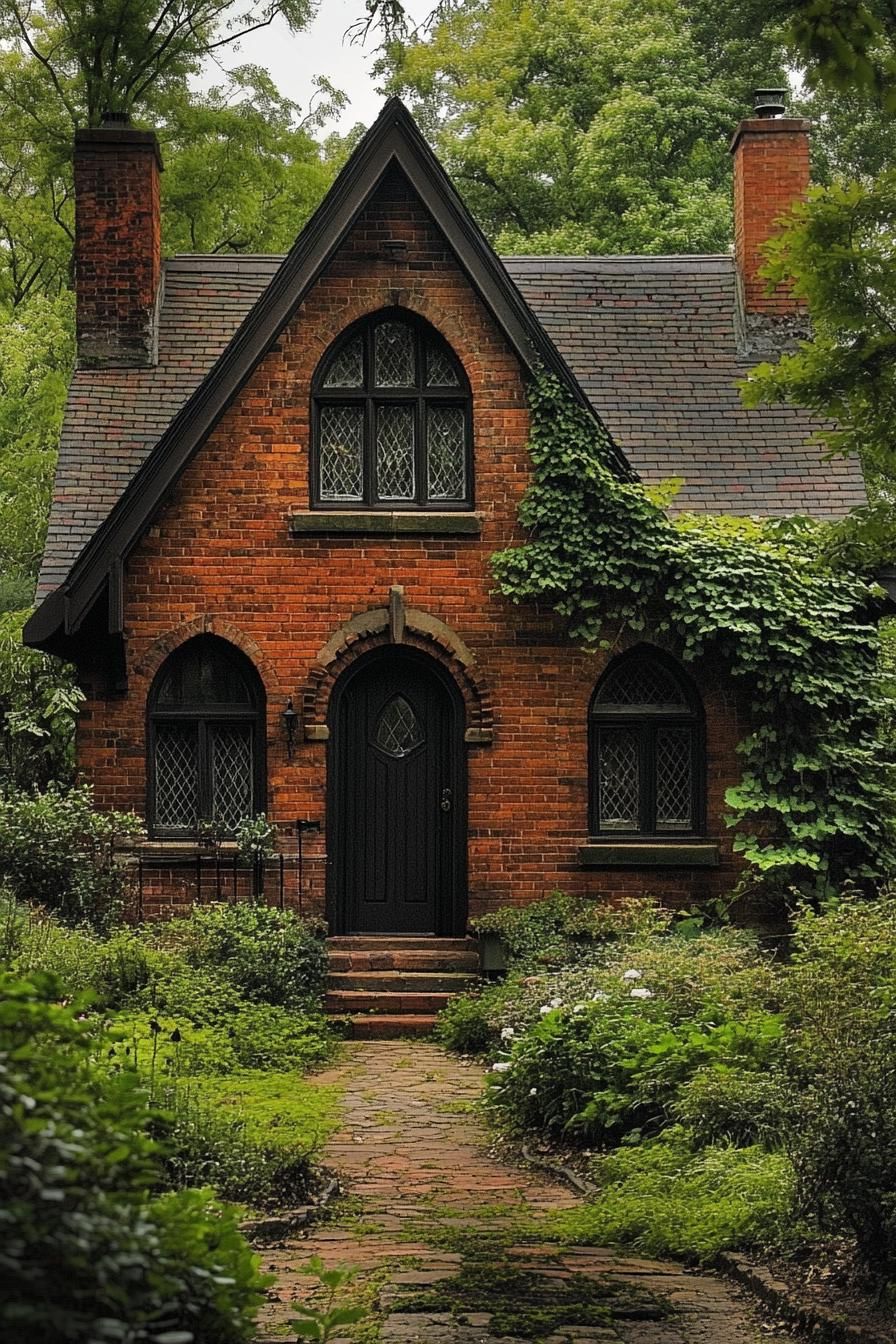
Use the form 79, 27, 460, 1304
392, 1259, 670, 1339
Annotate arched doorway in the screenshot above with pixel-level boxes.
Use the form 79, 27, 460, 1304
327, 647, 467, 935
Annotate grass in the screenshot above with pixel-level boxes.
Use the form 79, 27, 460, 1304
194, 1069, 343, 1152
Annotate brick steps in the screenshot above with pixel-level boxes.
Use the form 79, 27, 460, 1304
329, 970, 477, 993
332, 1013, 439, 1040
326, 935, 478, 1039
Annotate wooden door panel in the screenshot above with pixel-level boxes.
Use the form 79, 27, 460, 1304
328, 652, 464, 935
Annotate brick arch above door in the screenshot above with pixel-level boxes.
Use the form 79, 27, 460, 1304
300, 594, 494, 746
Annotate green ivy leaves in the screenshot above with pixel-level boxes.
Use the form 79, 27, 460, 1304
493, 372, 896, 898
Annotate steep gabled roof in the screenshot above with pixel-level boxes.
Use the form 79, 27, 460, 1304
26, 98, 628, 651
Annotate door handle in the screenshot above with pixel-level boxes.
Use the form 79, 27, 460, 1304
440, 787, 452, 813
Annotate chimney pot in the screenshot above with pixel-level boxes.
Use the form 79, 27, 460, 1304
753, 88, 787, 118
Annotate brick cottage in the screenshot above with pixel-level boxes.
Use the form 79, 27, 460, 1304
26, 96, 866, 940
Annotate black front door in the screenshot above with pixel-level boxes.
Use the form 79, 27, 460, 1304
328, 650, 466, 935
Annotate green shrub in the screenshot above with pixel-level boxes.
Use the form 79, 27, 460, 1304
0, 785, 141, 932
434, 989, 497, 1054
472, 893, 669, 971
780, 894, 896, 1278
674, 1066, 788, 1148
162, 1085, 316, 1210
110, 1004, 334, 1078
553, 1129, 795, 1261
492, 995, 782, 1145
163, 903, 328, 1007
0, 972, 268, 1342
0, 892, 104, 988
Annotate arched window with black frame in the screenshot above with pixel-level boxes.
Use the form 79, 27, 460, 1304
311, 310, 472, 509
589, 649, 704, 837
148, 636, 266, 838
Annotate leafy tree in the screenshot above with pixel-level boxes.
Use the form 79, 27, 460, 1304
382, 0, 787, 254
0, 611, 82, 791
0, 292, 73, 595
160, 68, 341, 255
742, 1, 896, 491
0, 0, 315, 130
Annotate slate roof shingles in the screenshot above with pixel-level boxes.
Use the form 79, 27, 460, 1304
37, 252, 867, 598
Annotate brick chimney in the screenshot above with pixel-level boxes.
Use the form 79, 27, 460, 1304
74, 112, 163, 367
730, 90, 810, 316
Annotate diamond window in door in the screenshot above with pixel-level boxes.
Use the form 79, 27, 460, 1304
313, 314, 470, 507
375, 696, 424, 758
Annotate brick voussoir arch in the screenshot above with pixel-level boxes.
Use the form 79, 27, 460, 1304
301, 598, 494, 745
135, 616, 278, 699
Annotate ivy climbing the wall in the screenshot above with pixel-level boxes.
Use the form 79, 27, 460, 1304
492, 373, 896, 900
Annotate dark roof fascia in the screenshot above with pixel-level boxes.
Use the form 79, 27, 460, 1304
24, 98, 633, 652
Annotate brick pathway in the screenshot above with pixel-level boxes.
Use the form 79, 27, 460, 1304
257, 1042, 787, 1343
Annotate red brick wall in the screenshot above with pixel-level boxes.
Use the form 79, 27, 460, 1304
74, 124, 162, 367
731, 117, 810, 315
76, 165, 746, 922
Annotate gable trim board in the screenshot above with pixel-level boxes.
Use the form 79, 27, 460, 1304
24, 98, 632, 654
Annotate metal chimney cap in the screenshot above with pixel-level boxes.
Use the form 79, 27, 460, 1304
753, 88, 787, 118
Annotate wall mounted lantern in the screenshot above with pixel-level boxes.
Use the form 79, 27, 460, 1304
282, 697, 299, 760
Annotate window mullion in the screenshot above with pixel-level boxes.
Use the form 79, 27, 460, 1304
198, 719, 211, 825
641, 723, 655, 834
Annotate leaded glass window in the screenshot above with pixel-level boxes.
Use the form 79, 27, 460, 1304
375, 696, 425, 758
313, 313, 471, 509
589, 651, 702, 837
149, 636, 265, 838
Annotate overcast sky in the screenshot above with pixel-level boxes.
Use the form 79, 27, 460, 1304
204, 0, 433, 134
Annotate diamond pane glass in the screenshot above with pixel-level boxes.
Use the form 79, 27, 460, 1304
427, 406, 466, 500
376, 405, 415, 500
655, 727, 693, 831
426, 342, 461, 387
375, 321, 415, 386
323, 335, 363, 388
598, 726, 640, 830
155, 724, 198, 831
319, 405, 364, 501
211, 724, 253, 831
595, 659, 687, 709
375, 696, 424, 758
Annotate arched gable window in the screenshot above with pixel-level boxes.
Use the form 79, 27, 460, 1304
589, 650, 703, 837
312, 311, 472, 509
148, 636, 265, 837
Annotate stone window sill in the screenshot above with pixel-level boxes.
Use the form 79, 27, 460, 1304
136, 840, 241, 862
578, 841, 720, 869
289, 511, 482, 537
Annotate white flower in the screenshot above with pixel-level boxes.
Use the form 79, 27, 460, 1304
539, 1005, 552, 1015
529, 1088, 538, 1096
622, 969, 643, 981
630, 987, 654, 1000
550, 997, 563, 1008
573, 1003, 587, 1014
492, 1061, 512, 1073
500, 1026, 515, 1040
591, 991, 609, 1002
